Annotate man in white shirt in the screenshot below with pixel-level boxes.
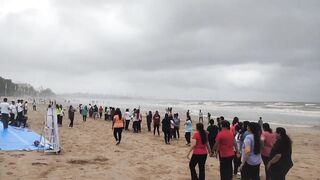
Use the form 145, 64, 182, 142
17, 100, 24, 127
0, 98, 10, 129
9, 101, 17, 126
124, 108, 132, 131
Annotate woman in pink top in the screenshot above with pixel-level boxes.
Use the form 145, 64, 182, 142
187, 123, 211, 180
261, 123, 276, 180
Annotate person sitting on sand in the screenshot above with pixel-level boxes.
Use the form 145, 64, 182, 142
187, 123, 211, 180
112, 108, 125, 145
267, 127, 293, 180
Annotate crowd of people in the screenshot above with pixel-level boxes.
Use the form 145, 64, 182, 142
187, 116, 293, 180
76, 104, 293, 180
1, 98, 294, 180
0, 97, 31, 129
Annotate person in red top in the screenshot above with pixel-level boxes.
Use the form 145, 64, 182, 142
214, 120, 239, 180
261, 123, 276, 180
98, 106, 103, 119
187, 123, 211, 180
112, 108, 125, 145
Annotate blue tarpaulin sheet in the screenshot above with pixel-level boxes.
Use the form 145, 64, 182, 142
0, 121, 43, 151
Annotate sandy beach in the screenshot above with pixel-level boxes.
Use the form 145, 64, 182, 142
0, 104, 319, 180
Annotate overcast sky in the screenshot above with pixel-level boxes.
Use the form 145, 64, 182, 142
0, 0, 319, 102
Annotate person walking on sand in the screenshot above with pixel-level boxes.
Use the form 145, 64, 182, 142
173, 113, 180, 139
162, 113, 171, 144
99, 106, 103, 119
199, 109, 203, 123
207, 119, 219, 153
267, 127, 293, 180
214, 120, 239, 180
146, 111, 152, 132
137, 109, 142, 132
153, 111, 161, 136
239, 122, 262, 180
56, 104, 63, 126
112, 108, 125, 145
124, 108, 132, 131
187, 123, 211, 180
184, 115, 193, 145
68, 105, 76, 128
0, 98, 10, 130
32, 99, 36, 111
23, 101, 28, 115
81, 105, 88, 122
261, 123, 276, 180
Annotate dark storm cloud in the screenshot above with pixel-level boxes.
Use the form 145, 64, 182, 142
0, 0, 319, 101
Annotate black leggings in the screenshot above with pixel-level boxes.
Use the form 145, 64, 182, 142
233, 154, 241, 175
82, 115, 87, 121
269, 165, 292, 180
153, 124, 160, 135
113, 128, 123, 142
133, 121, 139, 133
69, 117, 74, 127
189, 154, 207, 180
163, 130, 170, 144
185, 132, 191, 144
125, 120, 130, 130
241, 162, 260, 180
208, 139, 215, 153
1, 113, 9, 129
220, 156, 234, 180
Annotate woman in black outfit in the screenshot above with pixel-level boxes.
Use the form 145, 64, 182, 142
267, 127, 293, 180
68, 105, 75, 128
147, 111, 152, 132
161, 113, 171, 144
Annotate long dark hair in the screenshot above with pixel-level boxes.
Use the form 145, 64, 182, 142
276, 127, 292, 147
248, 122, 261, 154
196, 123, 207, 144
115, 108, 122, 120
263, 123, 272, 133
232, 117, 239, 125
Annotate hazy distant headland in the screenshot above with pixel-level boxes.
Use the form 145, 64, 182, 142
0, 76, 55, 97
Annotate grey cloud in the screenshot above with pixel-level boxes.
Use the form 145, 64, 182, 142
0, 0, 320, 101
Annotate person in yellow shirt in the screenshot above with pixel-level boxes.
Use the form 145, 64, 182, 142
112, 108, 125, 145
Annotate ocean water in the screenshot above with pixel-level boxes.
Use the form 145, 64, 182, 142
62, 97, 320, 128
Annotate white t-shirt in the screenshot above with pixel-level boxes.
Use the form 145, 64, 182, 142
0, 102, 10, 114
124, 111, 132, 120
10, 104, 17, 114
17, 103, 24, 112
